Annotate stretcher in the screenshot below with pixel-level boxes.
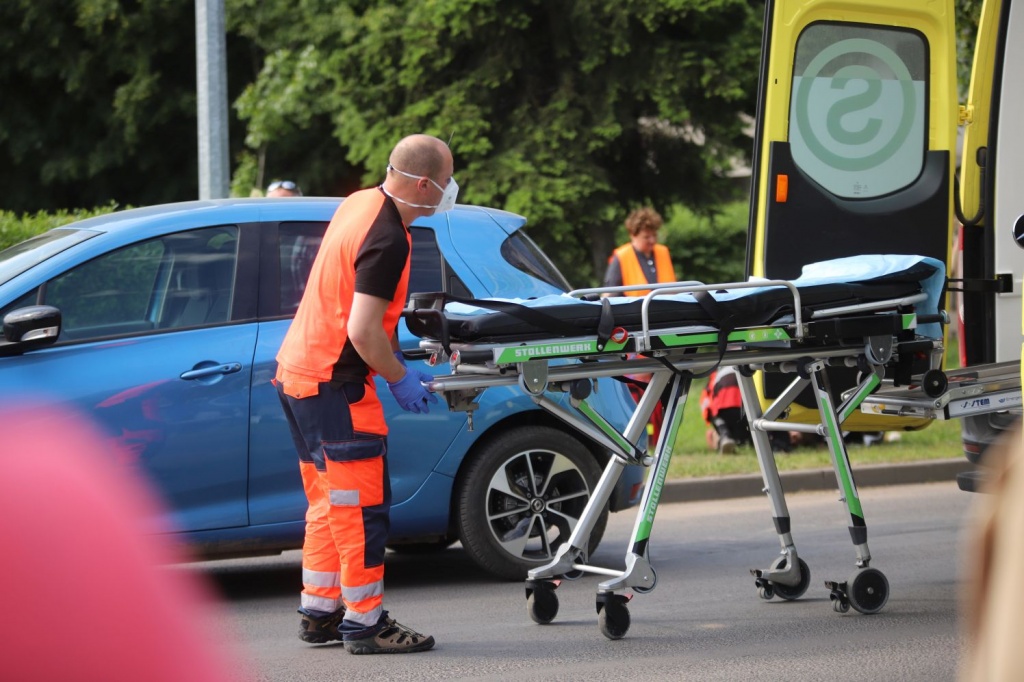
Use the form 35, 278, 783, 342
404, 254, 1017, 639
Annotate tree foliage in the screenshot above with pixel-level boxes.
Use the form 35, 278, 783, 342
0, 0, 255, 214
4, 1, 984, 286
0, 204, 120, 251
230, 0, 764, 285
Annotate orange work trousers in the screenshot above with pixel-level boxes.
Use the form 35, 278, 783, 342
277, 380, 390, 636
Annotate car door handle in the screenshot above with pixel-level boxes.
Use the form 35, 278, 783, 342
180, 362, 242, 380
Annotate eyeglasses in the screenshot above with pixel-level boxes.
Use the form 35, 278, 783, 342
267, 180, 298, 193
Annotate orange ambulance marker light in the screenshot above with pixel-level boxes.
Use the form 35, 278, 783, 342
775, 174, 789, 203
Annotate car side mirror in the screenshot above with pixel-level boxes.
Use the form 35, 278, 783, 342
0, 305, 62, 356
1013, 214, 1024, 249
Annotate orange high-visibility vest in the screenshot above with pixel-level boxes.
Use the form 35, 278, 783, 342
276, 188, 410, 434
614, 243, 674, 296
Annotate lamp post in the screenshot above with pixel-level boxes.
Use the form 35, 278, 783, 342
195, 0, 230, 199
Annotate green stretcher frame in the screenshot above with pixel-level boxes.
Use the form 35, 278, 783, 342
409, 264, 1024, 637
420, 295, 943, 638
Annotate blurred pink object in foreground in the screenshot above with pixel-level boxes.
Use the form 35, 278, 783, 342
0, 406, 242, 681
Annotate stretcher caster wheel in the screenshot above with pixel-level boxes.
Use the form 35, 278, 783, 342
922, 370, 948, 398
526, 579, 560, 625
825, 580, 850, 613
596, 593, 631, 640
758, 584, 775, 600
769, 556, 811, 601
846, 567, 889, 614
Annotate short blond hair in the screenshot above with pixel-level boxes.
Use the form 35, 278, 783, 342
625, 207, 663, 236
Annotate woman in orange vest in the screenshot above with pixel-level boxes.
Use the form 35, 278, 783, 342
602, 207, 676, 445
602, 206, 675, 295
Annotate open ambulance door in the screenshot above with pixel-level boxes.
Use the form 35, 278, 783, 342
957, 0, 1024, 474
746, 0, 958, 430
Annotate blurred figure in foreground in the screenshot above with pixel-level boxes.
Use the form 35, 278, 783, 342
961, 422, 1024, 681
0, 406, 243, 682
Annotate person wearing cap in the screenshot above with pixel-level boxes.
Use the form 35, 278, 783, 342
267, 180, 303, 197
275, 134, 458, 655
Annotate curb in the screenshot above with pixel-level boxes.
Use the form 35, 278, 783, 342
660, 458, 973, 504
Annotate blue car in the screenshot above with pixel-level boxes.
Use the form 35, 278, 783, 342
0, 198, 645, 579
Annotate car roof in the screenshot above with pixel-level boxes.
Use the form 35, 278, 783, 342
63, 198, 527, 236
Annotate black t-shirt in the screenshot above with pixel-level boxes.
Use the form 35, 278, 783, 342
332, 191, 410, 383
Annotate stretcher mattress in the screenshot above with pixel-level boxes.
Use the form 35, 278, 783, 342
405, 255, 945, 345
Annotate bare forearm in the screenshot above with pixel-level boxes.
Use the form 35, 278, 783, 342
348, 293, 405, 383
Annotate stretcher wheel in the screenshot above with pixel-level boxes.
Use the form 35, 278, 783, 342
922, 370, 948, 398
527, 583, 559, 624
826, 579, 850, 613
597, 594, 631, 640
768, 556, 811, 601
846, 567, 889, 615
758, 585, 774, 600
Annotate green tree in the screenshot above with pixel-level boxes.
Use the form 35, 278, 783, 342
233, 0, 764, 286
0, 0, 253, 213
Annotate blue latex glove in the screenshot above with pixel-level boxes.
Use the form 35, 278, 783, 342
387, 367, 438, 414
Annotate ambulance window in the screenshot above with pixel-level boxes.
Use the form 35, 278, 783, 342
789, 23, 927, 199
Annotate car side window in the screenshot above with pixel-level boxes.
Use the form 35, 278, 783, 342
409, 227, 471, 299
278, 222, 327, 315
46, 226, 238, 342
275, 224, 469, 315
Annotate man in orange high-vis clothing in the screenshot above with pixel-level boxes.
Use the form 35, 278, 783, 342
602, 207, 676, 445
276, 134, 456, 655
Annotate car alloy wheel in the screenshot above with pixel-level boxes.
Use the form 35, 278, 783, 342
456, 425, 607, 580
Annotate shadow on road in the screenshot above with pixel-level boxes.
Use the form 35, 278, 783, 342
171, 545, 508, 603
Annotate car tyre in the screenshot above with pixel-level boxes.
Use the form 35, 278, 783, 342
456, 426, 608, 580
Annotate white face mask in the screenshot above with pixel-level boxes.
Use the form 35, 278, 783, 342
385, 164, 459, 215
434, 176, 459, 214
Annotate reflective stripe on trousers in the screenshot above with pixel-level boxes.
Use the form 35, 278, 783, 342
277, 381, 391, 624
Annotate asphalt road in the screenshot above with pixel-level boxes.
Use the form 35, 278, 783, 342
180, 481, 977, 681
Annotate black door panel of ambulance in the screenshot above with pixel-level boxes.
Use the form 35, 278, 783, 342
762, 144, 950, 280
748, 2, 957, 426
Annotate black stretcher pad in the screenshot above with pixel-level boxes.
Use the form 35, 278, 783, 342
404, 261, 939, 345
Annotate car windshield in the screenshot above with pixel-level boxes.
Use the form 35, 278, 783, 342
0, 229, 98, 288
500, 230, 572, 292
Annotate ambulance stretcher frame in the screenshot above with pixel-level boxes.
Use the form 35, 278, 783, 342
403, 255, 1017, 640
